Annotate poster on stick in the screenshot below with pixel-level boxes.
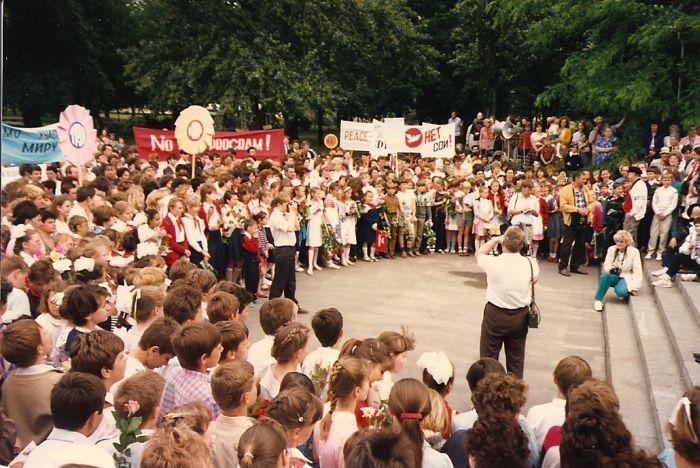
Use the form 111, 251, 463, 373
133, 127, 285, 161
339, 121, 373, 152
1, 123, 62, 165
419, 124, 455, 158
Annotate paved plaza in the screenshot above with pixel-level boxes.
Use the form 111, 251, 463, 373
248, 253, 605, 414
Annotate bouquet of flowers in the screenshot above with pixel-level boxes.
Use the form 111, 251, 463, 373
424, 219, 436, 249
322, 223, 342, 252
112, 400, 149, 468
400, 216, 415, 241
310, 362, 331, 398
446, 194, 457, 220
247, 398, 270, 419
360, 400, 393, 428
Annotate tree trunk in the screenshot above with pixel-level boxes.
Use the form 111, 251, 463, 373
22, 107, 42, 127
285, 117, 300, 141
316, 108, 324, 148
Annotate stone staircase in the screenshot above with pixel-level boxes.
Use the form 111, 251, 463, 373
602, 258, 700, 454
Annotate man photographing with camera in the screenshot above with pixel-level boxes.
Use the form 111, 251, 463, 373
476, 226, 538, 378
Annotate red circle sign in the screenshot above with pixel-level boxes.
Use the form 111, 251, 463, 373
404, 127, 423, 148
324, 134, 339, 149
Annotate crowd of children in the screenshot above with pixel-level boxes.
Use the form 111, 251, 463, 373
0, 288, 697, 468
0, 125, 698, 467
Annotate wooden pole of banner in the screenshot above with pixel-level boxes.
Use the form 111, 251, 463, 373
79, 165, 84, 186
191, 153, 196, 179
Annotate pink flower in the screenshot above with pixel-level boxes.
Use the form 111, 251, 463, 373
125, 400, 140, 414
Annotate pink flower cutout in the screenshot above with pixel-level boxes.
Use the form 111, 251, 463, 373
58, 105, 97, 166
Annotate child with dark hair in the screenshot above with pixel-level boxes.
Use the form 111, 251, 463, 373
210, 361, 256, 468
344, 427, 416, 468
247, 298, 298, 375
23, 372, 113, 467
301, 308, 344, 396
58, 284, 111, 356
159, 322, 223, 420
215, 320, 249, 364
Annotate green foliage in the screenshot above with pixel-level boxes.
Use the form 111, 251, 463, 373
4, 0, 699, 150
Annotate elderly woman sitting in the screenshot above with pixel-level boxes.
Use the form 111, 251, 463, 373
593, 230, 642, 311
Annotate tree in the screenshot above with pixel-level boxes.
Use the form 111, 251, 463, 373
3, 0, 134, 126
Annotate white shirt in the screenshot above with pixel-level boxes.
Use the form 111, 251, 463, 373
651, 185, 678, 217
4, 288, 31, 323
35, 313, 67, 351
55, 219, 71, 235
527, 397, 566, 448
247, 335, 275, 376
167, 213, 185, 242
628, 178, 648, 221
22, 428, 114, 468
509, 193, 540, 226
301, 346, 340, 379
138, 223, 160, 243
477, 253, 539, 309
422, 440, 454, 468
258, 365, 281, 401
269, 209, 297, 247
182, 214, 208, 254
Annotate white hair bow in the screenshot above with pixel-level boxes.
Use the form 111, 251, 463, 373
109, 255, 133, 268
416, 351, 453, 386
115, 284, 135, 314
9, 224, 30, 240
52, 258, 73, 273
51, 292, 65, 306
74, 256, 95, 272
136, 242, 159, 259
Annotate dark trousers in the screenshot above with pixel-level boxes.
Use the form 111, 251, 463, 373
479, 302, 529, 378
243, 256, 260, 297
269, 246, 297, 303
668, 253, 700, 277
559, 223, 586, 271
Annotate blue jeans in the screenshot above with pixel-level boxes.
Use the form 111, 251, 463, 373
595, 272, 628, 301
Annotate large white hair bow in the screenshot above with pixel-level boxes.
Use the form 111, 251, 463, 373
136, 242, 159, 259
74, 256, 95, 272
416, 351, 453, 386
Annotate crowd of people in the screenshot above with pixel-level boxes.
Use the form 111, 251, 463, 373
0, 116, 698, 467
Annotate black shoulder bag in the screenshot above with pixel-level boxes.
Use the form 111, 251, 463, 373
527, 258, 541, 328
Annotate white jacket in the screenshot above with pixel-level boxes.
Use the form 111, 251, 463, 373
628, 179, 648, 221
679, 229, 699, 264
651, 185, 678, 217
603, 245, 643, 292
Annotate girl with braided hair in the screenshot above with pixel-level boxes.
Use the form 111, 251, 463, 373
266, 387, 323, 467
387, 378, 453, 468
313, 357, 369, 468
260, 322, 311, 400
339, 338, 392, 427
661, 386, 700, 468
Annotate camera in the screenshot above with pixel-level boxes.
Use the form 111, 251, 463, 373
610, 267, 621, 276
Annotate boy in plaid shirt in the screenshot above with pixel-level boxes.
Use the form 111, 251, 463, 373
159, 322, 223, 421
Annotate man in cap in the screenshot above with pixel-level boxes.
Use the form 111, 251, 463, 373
622, 165, 648, 245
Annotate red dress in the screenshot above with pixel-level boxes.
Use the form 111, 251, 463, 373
161, 215, 189, 265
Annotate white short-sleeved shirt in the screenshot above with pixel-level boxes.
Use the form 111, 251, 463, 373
476, 253, 539, 309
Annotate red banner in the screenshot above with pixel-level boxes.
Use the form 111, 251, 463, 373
132, 127, 285, 161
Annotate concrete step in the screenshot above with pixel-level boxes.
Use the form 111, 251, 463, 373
627, 263, 688, 449
643, 261, 700, 389
602, 297, 660, 453
677, 276, 700, 328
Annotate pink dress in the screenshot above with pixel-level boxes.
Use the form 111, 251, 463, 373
313, 411, 358, 468
472, 198, 494, 236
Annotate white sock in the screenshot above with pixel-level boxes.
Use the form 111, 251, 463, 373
362, 246, 368, 258
370, 247, 376, 258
